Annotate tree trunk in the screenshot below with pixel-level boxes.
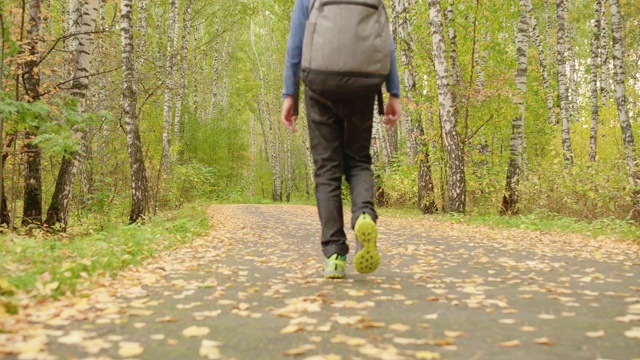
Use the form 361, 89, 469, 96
395, 0, 417, 162
428, 0, 465, 213
501, 0, 530, 215
0, 8, 8, 227
417, 125, 437, 214
599, 2, 611, 103
556, 0, 573, 166
135, 0, 148, 70
45, 0, 99, 231
567, 26, 578, 124
589, 0, 602, 162
21, 0, 44, 227
446, 0, 463, 91
528, 6, 556, 126
161, 0, 179, 176
610, 0, 640, 220
396, 0, 437, 213
174, 0, 193, 144
121, 0, 149, 223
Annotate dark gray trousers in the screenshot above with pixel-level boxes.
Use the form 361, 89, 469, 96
305, 89, 378, 258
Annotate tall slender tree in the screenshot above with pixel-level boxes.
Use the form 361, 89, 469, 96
599, 2, 611, 102
556, 0, 573, 166
161, 0, 179, 176
22, 0, 44, 227
528, 5, 556, 126
589, 0, 602, 162
428, 0, 465, 213
501, 0, 531, 215
0, 5, 9, 226
121, 0, 149, 223
396, 0, 437, 213
174, 0, 193, 144
610, 0, 640, 220
45, 0, 99, 230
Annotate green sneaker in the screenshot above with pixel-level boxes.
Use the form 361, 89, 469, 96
324, 254, 347, 279
354, 213, 380, 274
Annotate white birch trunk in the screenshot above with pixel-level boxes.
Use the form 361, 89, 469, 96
529, 7, 557, 125
395, 0, 418, 162
45, 0, 99, 230
556, 0, 573, 165
589, 0, 602, 162
135, 0, 148, 71
610, 0, 640, 220
567, 26, 578, 123
174, 0, 193, 143
446, 0, 463, 90
501, 0, 530, 215
428, 0, 465, 213
120, 0, 149, 223
250, 19, 281, 201
68, 0, 82, 57
161, 0, 179, 176
475, 28, 487, 91
599, 2, 612, 102
396, 0, 437, 212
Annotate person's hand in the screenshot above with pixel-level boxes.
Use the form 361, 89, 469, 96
384, 96, 402, 132
281, 96, 298, 132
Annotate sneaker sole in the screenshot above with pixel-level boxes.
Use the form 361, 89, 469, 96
354, 214, 380, 274
324, 272, 345, 279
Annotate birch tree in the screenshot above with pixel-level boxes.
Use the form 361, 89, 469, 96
428, 0, 465, 213
589, 0, 602, 162
556, 0, 573, 165
45, 0, 99, 230
446, 0, 462, 91
599, 2, 611, 102
0, 4, 9, 227
22, 0, 44, 227
136, 0, 149, 70
395, 0, 436, 213
610, 0, 640, 220
528, 5, 556, 125
121, 0, 149, 223
174, 0, 193, 144
161, 0, 179, 176
501, 0, 530, 215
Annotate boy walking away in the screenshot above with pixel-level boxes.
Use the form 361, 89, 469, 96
281, 0, 402, 279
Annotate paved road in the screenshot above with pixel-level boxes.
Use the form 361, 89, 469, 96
2, 204, 639, 359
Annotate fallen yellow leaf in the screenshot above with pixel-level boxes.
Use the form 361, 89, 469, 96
624, 327, 640, 339
280, 325, 304, 334
585, 330, 605, 338
118, 342, 144, 357
283, 344, 315, 356
416, 351, 441, 360
388, 323, 411, 332
444, 331, 465, 338
533, 337, 553, 346
182, 326, 210, 337
497, 340, 521, 348
155, 316, 178, 323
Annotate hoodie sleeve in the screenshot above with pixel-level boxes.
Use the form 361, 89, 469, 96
282, 0, 309, 98
386, 38, 401, 98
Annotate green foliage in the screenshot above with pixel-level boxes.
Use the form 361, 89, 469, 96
0, 202, 210, 299
0, 93, 51, 131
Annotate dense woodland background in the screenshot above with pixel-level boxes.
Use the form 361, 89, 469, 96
0, 0, 639, 232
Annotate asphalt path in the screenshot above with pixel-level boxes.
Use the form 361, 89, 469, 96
1, 204, 639, 360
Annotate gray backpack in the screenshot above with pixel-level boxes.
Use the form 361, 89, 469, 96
300, 0, 391, 111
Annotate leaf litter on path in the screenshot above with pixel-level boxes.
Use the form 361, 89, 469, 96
1, 204, 639, 359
